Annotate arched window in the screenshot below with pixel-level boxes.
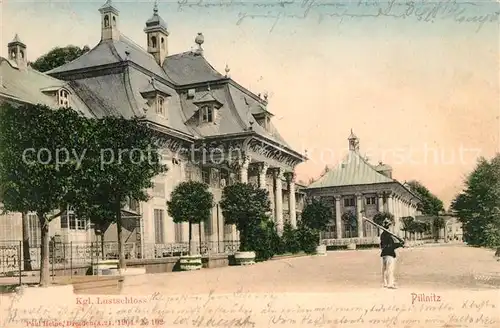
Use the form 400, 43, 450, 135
112, 16, 117, 26
151, 36, 157, 48
104, 15, 110, 28
10, 50, 16, 59
20, 50, 24, 59
161, 37, 165, 49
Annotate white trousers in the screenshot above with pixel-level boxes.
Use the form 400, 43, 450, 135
382, 256, 396, 287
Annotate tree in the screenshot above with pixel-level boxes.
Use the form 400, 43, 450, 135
432, 216, 446, 241
74, 202, 115, 260
401, 216, 415, 239
30, 45, 90, 72
300, 199, 332, 232
406, 180, 445, 215
21, 212, 32, 271
451, 155, 500, 247
167, 181, 214, 255
342, 210, 357, 238
0, 103, 89, 286
373, 211, 395, 226
220, 183, 271, 252
76, 116, 167, 269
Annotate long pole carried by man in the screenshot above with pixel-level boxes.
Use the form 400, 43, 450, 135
363, 216, 405, 289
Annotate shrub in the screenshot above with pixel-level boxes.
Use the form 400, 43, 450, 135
297, 222, 320, 254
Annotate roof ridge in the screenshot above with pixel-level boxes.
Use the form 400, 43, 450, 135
46, 41, 103, 74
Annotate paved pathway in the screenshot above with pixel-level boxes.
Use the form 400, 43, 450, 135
122, 244, 499, 295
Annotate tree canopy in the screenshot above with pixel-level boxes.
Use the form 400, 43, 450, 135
220, 183, 271, 251
167, 181, 214, 254
451, 155, 500, 247
0, 103, 167, 282
0, 103, 90, 286
300, 199, 331, 231
75, 116, 167, 268
30, 45, 90, 72
406, 180, 445, 215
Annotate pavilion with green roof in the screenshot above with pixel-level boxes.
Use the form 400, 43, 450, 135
307, 131, 422, 242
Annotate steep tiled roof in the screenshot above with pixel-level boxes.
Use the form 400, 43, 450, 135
47, 35, 171, 82
127, 67, 193, 136
308, 150, 394, 189
67, 71, 139, 118
227, 84, 290, 147
163, 51, 225, 85
0, 58, 93, 117
180, 85, 245, 137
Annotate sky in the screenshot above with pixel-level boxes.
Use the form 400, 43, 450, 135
1, 0, 499, 208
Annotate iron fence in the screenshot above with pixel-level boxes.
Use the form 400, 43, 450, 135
0, 240, 241, 278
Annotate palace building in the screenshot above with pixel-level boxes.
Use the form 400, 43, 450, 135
307, 131, 422, 245
0, 0, 306, 264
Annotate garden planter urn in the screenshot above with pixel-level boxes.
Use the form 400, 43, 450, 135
316, 245, 327, 256
180, 254, 202, 271
234, 251, 256, 265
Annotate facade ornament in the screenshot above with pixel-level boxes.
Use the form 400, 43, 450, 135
225, 64, 230, 77
272, 167, 283, 179
194, 32, 204, 55
284, 171, 296, 182
263, 92, 268, 105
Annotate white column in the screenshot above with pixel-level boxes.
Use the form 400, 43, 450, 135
335, 196, 342, 239
355, 192, 364, 238
258, 162, 269, 189
387, 194, 394, 233
231, 156, 250, 241
377, 193, 384, 212
273, 168, 284, 236
239, 156, 249, 183
285, 172, 297, 228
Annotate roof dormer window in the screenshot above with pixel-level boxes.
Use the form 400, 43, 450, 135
253, 112, 271, 131
58, 89, 70, 108
200, 105, 214, 123
156, 96, 165, 116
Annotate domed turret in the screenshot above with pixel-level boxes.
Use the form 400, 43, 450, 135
144, 0, 169, 66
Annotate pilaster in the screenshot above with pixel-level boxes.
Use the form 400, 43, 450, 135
355, 192, 364, 238
285, 171, 297, 228
334, 195, 342, 239
238, 156, 250, 183
377, 192, 384, 212
273, 168, 284, 236
257, 162, 269, 189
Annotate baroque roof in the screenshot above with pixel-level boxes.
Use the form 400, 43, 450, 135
41, 3, 300, 159
307, 149, 394, 189
307, 132, 421, 201
0, 58, 93, 117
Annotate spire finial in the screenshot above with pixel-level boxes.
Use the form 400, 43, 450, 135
225, 64, 230, 77
153, 0, 158, 14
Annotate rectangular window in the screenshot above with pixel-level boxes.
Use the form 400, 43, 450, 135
154, 209, 165, 244
28, 213, 40, 247
344, 198, 355, 207
156, 96, 164, 115
366, 197, 376, 205
174, 223, 183, 243
201, 105, 214, 123
220, 170, 229, 188
202, 167, 210, 185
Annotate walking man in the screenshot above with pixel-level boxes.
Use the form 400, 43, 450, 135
380, 218, 404, 289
